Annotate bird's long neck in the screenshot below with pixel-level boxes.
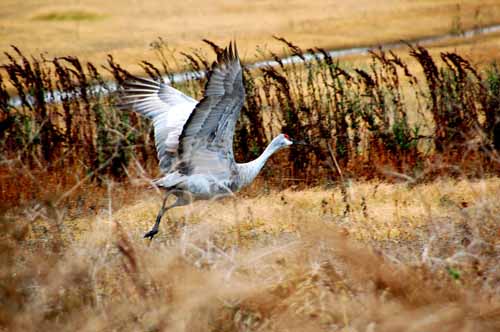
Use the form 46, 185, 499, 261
236, 140, 282, 189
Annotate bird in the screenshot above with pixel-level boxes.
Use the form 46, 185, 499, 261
120, 42, 303, 239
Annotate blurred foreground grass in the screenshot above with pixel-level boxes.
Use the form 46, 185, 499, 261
3, 177, 499, 331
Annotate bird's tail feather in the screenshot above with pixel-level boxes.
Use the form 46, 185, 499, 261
153, 171, 186, 189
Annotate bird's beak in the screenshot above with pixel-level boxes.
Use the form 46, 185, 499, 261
292, 139, 308, 145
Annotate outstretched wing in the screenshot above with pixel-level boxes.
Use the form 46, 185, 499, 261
177, 42, 245, 178
120, 76, 197, 172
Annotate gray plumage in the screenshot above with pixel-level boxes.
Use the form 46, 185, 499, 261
120, 42, 298, 239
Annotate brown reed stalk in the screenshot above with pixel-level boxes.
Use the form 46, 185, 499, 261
1, 41, 499, 205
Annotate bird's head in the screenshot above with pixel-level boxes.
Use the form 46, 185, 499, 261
274, 133, 307, 149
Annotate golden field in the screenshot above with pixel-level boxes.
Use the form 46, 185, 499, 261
4, 177, 499, 331
2, 0, 500, 72
2, 1, 500, 331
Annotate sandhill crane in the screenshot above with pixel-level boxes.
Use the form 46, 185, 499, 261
121, 42, 303, 239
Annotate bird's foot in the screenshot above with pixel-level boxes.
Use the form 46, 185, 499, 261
144, 228, 159, 240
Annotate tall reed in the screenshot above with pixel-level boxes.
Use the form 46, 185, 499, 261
1, 40, 499, 204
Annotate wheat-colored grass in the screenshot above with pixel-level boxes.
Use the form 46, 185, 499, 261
64, 177, 499, 245
6, 177, 497, 331
2, 2, 500, 327
2, 0, 500, 72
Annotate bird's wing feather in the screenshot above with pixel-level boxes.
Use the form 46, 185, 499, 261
120, 77, 197, 172
177, 42, 245, 178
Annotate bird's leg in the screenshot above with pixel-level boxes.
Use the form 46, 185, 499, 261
144, 191, 190, 240
144, 193, 170, 240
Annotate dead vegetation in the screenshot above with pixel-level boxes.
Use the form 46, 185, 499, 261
2, 0, 500, 72
1, 178, 499, 331
1, 39, 499, 207
1, 32, 499, 331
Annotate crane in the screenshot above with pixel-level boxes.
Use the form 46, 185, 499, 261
120, 42, 303, 239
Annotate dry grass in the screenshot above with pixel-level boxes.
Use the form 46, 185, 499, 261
341, 30, 500, 78
2, 0, 500, 73
3, 177, 499, 331
3, 36, 500, 206
2, 4, 500, 328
